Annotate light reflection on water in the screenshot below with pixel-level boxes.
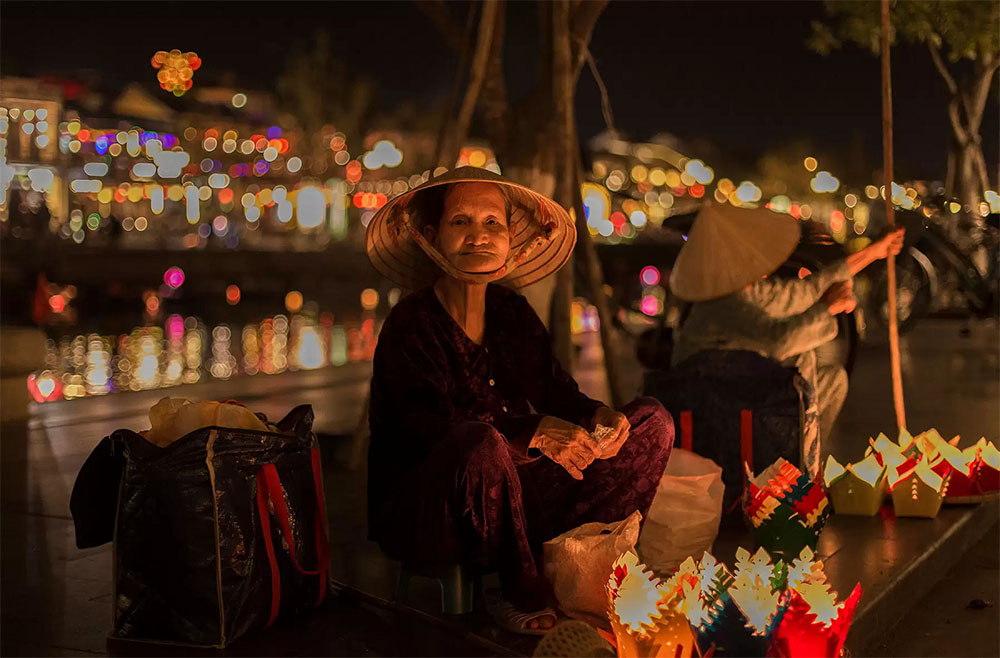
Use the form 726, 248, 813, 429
31, 311, 380, 401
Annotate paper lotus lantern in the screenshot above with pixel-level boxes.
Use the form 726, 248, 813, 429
744, 459, 830, 562
727, 548, 787, 631
769, 547, 862, 658
712, 548, 790, 657
889, 456, 950, 518
151, 49, 201, 97
944, 438, 1000, 503
676, 554, 733, 633
870, 430, 920, 481
607, 551, 696, 658
823, 454, 887, 516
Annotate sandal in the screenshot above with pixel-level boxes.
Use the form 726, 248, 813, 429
484, 587, 558, 636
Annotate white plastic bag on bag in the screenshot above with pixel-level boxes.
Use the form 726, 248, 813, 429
543, 510, 642, 624
638, 449, 724, 574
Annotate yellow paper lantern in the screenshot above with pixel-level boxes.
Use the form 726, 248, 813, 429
607, 552, 696, 658
890, 457, 950, 518
823, 454, 887, 516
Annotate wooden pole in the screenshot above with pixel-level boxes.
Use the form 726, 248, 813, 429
550, 0, 574, 369
880, 0, 907, 430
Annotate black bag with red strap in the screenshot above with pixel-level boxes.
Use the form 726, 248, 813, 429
109, 404, 330, 648
644, 350, 810, 514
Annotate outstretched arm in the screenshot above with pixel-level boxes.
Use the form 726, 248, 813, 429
845, 226, 905, 275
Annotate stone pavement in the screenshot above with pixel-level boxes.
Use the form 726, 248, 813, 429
1, 319, 997, 656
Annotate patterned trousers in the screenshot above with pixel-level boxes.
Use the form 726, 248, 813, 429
374, 397, 674, 611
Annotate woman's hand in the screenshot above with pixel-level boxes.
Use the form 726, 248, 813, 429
846, 226, 906, 275
871, 226, 906, 260
589, 406, 631, 459
822, 280, 857, 315
530, 417, 602, 480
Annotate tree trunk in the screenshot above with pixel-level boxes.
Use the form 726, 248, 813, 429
570, 148, 626, 407
954, 141, 981, 211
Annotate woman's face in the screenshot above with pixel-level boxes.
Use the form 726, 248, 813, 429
426, 182, 511, 274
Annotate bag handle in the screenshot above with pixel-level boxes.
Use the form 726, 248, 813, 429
740, 409, 754, 475
680, 411, 693, 452
258, 448, 331, 608
726, 409, 755, 515
260, 462, 329, 577
256, 470, 282, 627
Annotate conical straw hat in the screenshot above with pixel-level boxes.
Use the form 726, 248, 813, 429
669, 203, 801, 302
366, 166, 576, 290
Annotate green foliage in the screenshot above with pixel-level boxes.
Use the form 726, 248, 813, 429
809, 0, 999, 61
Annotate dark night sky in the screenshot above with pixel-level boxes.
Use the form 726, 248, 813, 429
2, 1, 997, 185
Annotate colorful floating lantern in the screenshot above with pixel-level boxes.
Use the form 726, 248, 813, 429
889, 456, 950, 518
769, 547, 863, 658
606, 551, 696, 658
944, 438, 1000, 503
151, 49, 202, 97
681, 553, 733, 635
680, 549, 784, 658
744, 459, 830, 562
722, 548, 790, 656
651, 547, 862, 658
870, 429, 920, 481
822, 454, 887, 516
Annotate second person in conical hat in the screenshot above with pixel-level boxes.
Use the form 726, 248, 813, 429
364, 167, 674, 634
669, 202, 904, 476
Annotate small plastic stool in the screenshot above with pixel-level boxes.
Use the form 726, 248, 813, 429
396, 563, 474, 614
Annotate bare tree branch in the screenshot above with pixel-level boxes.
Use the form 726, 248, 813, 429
570, 0, 610, 81
946, 96, 969, 145
927, 41, 958, 95
945, 144, 956, 195
415, 0, 466, 51
478, 0, 509, 150
445, 0, 499, 167
584, 46, 617, 137
966, 54, 999, 134
571, 139, 625, 407
973, 144, 992, 194
433, 4, 477, 167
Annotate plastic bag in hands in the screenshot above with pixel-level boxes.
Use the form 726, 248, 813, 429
638, 449, 724, 574
542, 510, 642, 626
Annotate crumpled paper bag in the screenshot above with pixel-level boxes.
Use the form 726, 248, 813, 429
143, 398, 270, 446
543, 510, 642, 624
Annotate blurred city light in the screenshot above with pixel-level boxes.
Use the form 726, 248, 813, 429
362, 140, 403, 169
810, 171, 840, 193
163, 266, 185, 288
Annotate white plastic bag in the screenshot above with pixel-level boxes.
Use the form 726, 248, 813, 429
638, 449, 724, 574
543, 510, 642, 624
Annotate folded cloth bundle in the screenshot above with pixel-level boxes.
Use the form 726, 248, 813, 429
142, 397, 272, 446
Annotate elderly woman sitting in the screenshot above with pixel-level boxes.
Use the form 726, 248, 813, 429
365, 168, 674, 634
